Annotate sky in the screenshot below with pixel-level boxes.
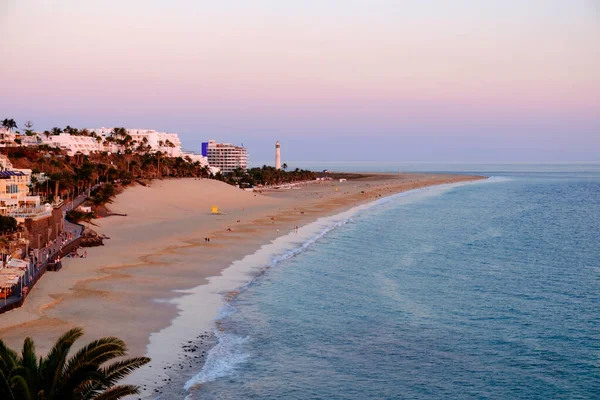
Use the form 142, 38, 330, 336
1, 0, 599, 163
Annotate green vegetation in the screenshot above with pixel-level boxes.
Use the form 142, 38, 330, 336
90, 184, 116, 207
5, 145, 210, 202
1, 119, 18, 134
0, 216, 18, 234
218, 165, 316, 187
65, 210, 96, 224
0, 327, 150, 400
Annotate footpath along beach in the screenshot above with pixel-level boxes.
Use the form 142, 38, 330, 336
0, 173, 484, 382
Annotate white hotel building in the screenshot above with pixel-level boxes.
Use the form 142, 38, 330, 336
41, 134, 101, 155
38, 128, 184, 157
90, 128, 183, 157
203, 140, 248, 173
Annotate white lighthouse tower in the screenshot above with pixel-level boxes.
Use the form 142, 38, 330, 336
275, 141, 281, 170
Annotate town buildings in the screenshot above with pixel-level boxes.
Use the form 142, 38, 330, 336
1, 125, 250, 175
41, 133, 101, 156
0, 155, 41, 217
89, 128, 183, 157
202, 140, 248, 173
39, 129, 218, 170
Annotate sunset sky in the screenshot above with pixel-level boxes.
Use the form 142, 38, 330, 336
1, 0, 599, 162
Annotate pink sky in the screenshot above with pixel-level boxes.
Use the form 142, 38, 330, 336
1, 0, 598, 161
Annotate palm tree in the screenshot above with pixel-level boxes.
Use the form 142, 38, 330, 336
282, 163, 288, 171
51, 127, 62, 136
155, 150, 163, 178
137, 137, 150, 155
0, 327, 150, 400
1, 119, 17, 135
1, 120, 17, 152
164, 140, 175, 157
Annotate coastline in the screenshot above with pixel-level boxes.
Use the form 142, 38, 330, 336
0, 172, 485, 392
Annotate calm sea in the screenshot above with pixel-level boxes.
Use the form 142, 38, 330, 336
184, 164, 600, 399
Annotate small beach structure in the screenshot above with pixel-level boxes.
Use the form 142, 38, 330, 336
0, 267, 26, 305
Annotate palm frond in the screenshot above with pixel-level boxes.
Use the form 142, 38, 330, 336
0, 369, 16, 400
9, 375, 31, 400
79, 357, 150, 400
60, 337, 128, 397
0, 328, 150, 400
40, 327, 84, 397
90, 384, 140, 400
63, 338, 127, 376
21, 338, 38, 375
0, 340, 20, 375
53, 363, 105, 399
102, 357, 150, 386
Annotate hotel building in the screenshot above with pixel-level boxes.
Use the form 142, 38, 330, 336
41, 134, 102, 156
90, 128, 183, 157
202, 140, 248, 173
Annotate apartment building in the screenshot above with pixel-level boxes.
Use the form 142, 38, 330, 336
201, 140, 248, 173
41, 134, 102, 156
90, 128, 182, 157
0, 155, 40, 216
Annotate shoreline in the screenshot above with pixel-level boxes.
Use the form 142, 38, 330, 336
161, 179, 492, 398
0, 172, 486, 393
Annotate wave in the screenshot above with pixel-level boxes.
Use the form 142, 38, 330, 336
184, 330, 249, 391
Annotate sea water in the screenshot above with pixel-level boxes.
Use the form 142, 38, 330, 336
184, 165, 599, 399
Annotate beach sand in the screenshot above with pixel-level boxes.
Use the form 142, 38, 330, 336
0, 173, 484, 386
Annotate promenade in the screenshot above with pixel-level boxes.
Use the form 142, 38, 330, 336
0, 197, 86, 313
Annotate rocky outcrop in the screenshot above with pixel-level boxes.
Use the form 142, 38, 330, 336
79, 228, 108, 247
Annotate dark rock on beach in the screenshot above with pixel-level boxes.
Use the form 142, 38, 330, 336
79, 228, 108, 247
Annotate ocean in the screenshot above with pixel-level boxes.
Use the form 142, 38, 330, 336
182, 164, 600, 399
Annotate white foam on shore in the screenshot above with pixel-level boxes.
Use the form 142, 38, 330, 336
130, 178, 493, 394
183, 330, 249, 390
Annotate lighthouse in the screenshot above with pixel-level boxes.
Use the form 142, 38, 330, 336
275, 141, 281, 170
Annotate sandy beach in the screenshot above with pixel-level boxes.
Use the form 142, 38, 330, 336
0, 173, 484, 387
